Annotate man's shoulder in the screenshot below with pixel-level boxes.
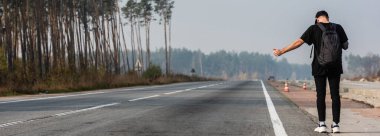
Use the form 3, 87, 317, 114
331, 23, 343, 28
310, 24, 318, 27
306, 24, 318, 30
333, 23, 341, 26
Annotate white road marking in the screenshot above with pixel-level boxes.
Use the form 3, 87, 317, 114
260, 80, 288, 136
164, 90, 185, 95
128, 95, 160, 102
119, 82, 215, 92
0, 103, 119, 128
0, 82, 224, 128
162, 82, 223, 95
0, 121, 23, 128
0, 92, 106, 104
121, 87, 154, 91
0, 82, 223, 105
55, 103, 119, 117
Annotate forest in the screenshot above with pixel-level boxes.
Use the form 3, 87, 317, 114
345, 53, 380, 79
0, 0, 177, 95
150, 49, 380, 81
150, 48, 312, 80
0, 0, 377, 95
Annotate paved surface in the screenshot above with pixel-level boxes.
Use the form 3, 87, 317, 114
270, 81, 380, 136
341, 81, 380, 90
0, 81, 325, 136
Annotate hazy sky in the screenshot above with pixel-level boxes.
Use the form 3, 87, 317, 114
123, 0, 380, 64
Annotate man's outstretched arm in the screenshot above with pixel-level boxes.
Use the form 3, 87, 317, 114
273, 39, 305, 56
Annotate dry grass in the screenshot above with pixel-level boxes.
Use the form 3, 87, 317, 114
0, 87, 14, 96
0, 74, 219, 97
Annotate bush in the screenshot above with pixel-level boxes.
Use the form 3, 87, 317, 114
143, 65, 162, 79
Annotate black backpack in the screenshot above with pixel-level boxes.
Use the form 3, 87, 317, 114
311, 23, 341, 66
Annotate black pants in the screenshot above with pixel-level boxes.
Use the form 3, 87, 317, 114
314, 74, 341, 123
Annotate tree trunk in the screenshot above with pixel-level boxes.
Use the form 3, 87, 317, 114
168, 20, 172, 74
118, 10, 130, 72
164, 20, 169, 75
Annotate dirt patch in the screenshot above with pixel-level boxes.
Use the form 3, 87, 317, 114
351, 108, 380, 120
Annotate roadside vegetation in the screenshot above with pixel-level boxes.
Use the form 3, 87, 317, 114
152, 48, 313, 80
0, 0, 216, 97
0, 63, 214, 96
345, 54, 380, 81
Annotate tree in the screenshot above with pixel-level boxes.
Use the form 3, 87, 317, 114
0, 0, 124, 82
150, 48, 312, 80
122, 0, 138, 70
139, 0, 154, 68
154, 0, 174, 75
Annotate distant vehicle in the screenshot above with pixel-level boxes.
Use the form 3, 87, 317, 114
268, 76, 275, 81
191, 68, 196, 74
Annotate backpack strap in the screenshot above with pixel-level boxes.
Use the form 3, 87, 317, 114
317, 23, 326, 32
331, 23, 337, 31
310, 45, 314, 58
318, 23, 337, 32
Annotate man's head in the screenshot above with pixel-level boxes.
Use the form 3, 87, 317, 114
315, 10, 329, 24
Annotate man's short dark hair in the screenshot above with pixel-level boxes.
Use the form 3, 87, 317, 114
316, 10, 329, 19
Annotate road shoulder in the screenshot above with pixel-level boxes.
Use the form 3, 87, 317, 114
269, 81, 380, 136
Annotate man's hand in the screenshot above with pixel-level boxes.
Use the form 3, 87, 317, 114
273, 49, 283, 57
273, 39, 304, 57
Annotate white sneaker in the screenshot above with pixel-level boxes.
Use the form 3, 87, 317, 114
331, 124, 340, 133
314, 125, 327, 133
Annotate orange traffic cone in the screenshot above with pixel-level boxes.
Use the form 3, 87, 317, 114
284, 82, 289, 92
303, 83, 307, 90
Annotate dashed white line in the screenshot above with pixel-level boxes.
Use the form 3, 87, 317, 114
260, 80, 288, 136
0, 82, 225, 129
128, 95, 160, 102
0, 103, 119, 128
164, 90, 184, 95
162, 82, 223, 95
0, 82, 210, 105
0, 92, 106, 105
0, 121, 23, 128
55, 103, 119, 117
0, 82, 225, 105
129, 82, 224, 100
121, 87, 151, 91
184, 88, 192, 91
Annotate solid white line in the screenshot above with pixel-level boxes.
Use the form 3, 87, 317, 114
260, 80, 288, 136
0, 92, 106, 105
128, 95, 160, 102
55, 103, 119, 117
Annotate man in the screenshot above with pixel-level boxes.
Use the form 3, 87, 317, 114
273, 10, 349, 133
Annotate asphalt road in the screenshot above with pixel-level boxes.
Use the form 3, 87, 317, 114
0, 81, 327, 136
